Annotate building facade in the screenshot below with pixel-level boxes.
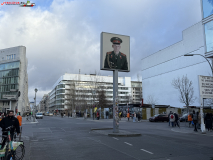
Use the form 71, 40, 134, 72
0, 46, 29, 115
141, 1, 213, 108
39, 94, 49, 112
48, 73, 142, 112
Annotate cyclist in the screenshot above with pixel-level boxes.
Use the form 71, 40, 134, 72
0, 110, 20, 149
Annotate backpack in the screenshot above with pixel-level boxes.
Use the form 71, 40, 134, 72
193, 113, 198, 120
170, 114, 174, 119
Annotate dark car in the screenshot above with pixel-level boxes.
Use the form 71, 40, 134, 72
149, 114, 169, 122
179, 114, 188, 122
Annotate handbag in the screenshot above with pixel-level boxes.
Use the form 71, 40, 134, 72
191, 121, 194, 125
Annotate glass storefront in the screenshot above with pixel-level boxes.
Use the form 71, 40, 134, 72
202, 0, 213, 18
0, 61, 20, 71
205, 20, 213, 52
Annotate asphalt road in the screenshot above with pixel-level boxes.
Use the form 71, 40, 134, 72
19, 116, 213, 160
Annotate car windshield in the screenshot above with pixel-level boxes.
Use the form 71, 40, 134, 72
36, 113, 42, 115
154, 115, 159, 117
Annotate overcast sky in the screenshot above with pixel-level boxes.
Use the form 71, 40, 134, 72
0, 0, 202, 103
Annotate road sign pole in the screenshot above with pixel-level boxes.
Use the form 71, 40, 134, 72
200, 97, 206, 134
113, 70, 119, 133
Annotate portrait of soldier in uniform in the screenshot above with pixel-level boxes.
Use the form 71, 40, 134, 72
104, 37, 128, 70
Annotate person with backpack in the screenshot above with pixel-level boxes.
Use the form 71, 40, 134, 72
170, 112, 175, 127
192, 110, 198, 132
174, 112, 180, 128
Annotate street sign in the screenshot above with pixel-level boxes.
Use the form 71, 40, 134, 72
198, 75, 213, 99
10, 89, 18, 92
3, 95, 16, 99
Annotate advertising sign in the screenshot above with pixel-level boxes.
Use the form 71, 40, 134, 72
100, 32, 130, 72
198, 75, 213, 99
3, 95, 16, 99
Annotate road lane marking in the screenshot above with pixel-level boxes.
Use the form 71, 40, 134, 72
112, 137, 119, 140
141, 149, 153, 154
124, 142, 132, 146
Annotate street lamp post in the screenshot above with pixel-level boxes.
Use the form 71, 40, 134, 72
184, 54, 213, 134
33, 88, 38, 122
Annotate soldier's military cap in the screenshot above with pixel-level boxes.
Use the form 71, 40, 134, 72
110, 37, 122, 44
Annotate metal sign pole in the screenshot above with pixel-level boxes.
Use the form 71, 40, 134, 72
200, 96, 206, 134
113, 70, 119, 133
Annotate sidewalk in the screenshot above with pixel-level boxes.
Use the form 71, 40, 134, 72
72, 117, 149, 122
22, 116, 38, 124
171, 126, 213, 136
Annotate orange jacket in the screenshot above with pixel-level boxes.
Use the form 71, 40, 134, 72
17, 115, 22, 126
188, 114, 192, 121
127, 113, 130, 118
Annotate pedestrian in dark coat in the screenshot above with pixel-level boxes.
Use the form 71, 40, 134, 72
192, 110, 198, 132
205, 113, 212, 131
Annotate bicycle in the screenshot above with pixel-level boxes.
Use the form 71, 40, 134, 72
0, 126, 25, 160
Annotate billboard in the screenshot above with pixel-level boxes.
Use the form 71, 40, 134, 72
198, 75, 213, 99
100, 32, 130, 72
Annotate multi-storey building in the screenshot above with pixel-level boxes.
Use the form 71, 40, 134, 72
141, 1, 213, 108
0, 46, 28, 115
48, 73, 142, 112
39, 94, 49, 112
131, 81, 142, 104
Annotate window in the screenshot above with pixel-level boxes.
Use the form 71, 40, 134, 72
202, 0, 213, 18
14, 54, 16, 59
205, 20, 213, 52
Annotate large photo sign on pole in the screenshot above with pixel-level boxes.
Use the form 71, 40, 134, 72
100, 32, 130, 72
198, 75, 213, 99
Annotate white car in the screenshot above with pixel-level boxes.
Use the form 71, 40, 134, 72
49, 113, 53, 116
36, 113, 43, 119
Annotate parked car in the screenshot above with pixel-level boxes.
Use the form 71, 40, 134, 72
179, 113, 188, 122
36, 113, 43, 119
149, 114, 169, 122
45, 112, 49, 116
49, 113, 53, 116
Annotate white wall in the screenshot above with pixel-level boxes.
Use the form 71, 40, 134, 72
142, 21, 212, 108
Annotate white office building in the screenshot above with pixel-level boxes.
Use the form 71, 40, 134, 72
0, 46, 29, 115
48, 73, 142, 112
141, 1, 213, 108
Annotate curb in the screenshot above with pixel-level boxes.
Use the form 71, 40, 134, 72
91, 128, 113, 131
108, 133, 142, 137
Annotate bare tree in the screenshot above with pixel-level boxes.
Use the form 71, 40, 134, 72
145, 95, 158, 105
97, 88, 108, 109
172, 75, 196, 112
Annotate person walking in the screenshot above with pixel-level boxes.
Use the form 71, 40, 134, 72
68, 112, 70, 118
205, 113, 213, 131
188, 113, 192, 127
97, 112, 100, 120
168, 111, 172, 126
174, 112, 179, 128
133, 112, 136, 122
138, 112, 141, 122
106, 111, 109, 119
192, 110, 198, 132
127, 112, 130, 121
61, 112, 63, 118
170, 112, 175, 127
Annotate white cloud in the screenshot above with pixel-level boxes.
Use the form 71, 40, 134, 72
0, 0, 202, 102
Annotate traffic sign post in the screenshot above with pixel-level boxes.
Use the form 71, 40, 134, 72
198, 75, 213, 134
